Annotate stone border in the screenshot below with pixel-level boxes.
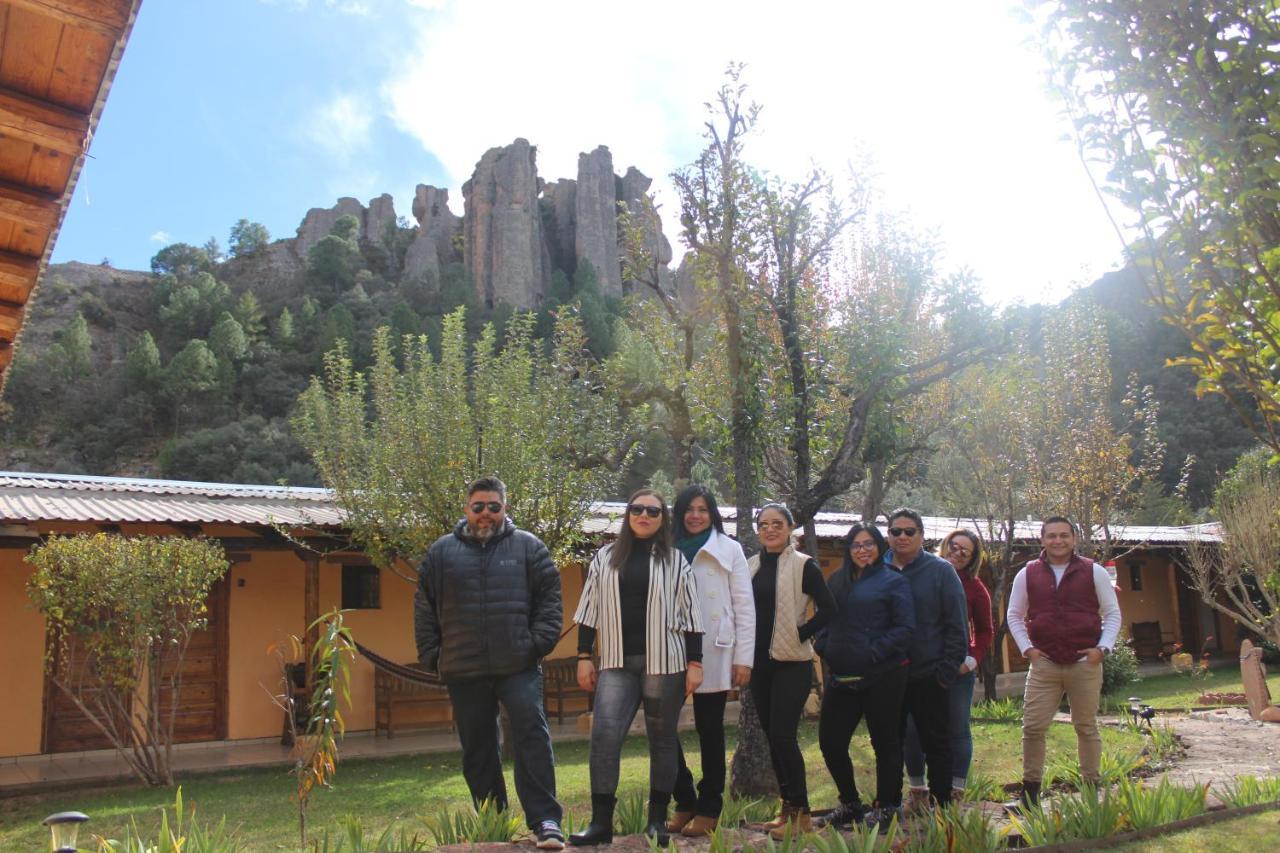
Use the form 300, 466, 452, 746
1020, 798, 1280, 851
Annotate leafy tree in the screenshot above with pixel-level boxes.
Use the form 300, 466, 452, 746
25, 534, 229, 785
293, 308, 632, 571
150, 243, 211, 277
159, 416, 315, 485
308, 216, 364, 295
163, 340, 220, 432
125, 331, 163, 388
274, 306, 296, 347
208, 312, 250, 364
228, 219, 270, 258
202, 236, 223, 264
1038, 0, 1280, 453
233, 291, 266, 341
48, 312, 92, 381
1186, 448, 1280, 650
673, 66, 768, 546
157, 272, 233, 343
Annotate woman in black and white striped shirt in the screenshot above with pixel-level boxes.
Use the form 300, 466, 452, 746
569, 488, 705, 847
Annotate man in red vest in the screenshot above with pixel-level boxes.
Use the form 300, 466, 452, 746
1006, 517, 1121, 808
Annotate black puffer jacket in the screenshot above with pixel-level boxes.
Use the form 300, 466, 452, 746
414, 517, 562, 682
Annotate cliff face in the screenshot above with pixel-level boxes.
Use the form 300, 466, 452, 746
462, 138, 550, 309
288, 138, 674, 310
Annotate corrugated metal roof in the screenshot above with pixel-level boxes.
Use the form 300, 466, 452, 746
0, 472, 342, 527
0, 472, 1221, 544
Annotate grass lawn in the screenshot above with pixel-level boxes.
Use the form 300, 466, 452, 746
0, 718, 1145, 850
1115, 807, 1280, 851
1107, 667, 1280, 712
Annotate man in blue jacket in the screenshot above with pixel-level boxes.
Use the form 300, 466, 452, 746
415, 476, 565, 849
885, 507, 968, 811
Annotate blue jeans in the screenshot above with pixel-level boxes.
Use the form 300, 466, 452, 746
446, 666, 562, 828
903, 669, 976, 789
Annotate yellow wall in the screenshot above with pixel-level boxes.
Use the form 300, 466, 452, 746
0, 548, 45, 757
226, 550, 304, 740
1115, 553, 1178, 648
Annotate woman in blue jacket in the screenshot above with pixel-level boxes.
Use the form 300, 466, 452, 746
814, 522, 916, 829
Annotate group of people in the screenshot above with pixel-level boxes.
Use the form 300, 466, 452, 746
414, 477, 1122, 849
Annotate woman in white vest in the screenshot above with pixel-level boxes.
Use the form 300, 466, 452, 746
666, 485, 755, 838
748, 502, 837, 839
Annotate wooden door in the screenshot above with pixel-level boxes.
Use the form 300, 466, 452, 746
42, 579, 228, 753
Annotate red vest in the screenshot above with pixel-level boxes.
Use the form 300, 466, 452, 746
1024, 552, 1102, 665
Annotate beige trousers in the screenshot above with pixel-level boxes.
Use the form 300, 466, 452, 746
1021, 657, 1104, 784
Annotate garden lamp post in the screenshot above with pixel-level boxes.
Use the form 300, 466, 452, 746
43, 811, 89, 852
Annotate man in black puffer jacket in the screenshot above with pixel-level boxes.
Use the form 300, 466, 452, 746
415, 476, 565, 849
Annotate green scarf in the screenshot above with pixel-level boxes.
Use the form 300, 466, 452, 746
676, 529, 712, 564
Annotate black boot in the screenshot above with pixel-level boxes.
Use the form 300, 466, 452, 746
569, 793, 615, 846
644, 789, 672, 846
1021, 780, 1042, 809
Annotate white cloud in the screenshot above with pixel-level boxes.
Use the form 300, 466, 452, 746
258, 0, 371, 14
379, 0, 1123, 304
306, 93, 374, 162
149, 230, 170, 243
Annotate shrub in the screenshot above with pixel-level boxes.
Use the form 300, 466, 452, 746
423, 798, 521, 846
1102, 635, 1141, 695
94, 788, 240, 852
916, 805, 1007, 852
1217, 775, 1280, 807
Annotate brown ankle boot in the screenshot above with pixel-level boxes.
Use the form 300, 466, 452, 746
763, 802, 796, 829
769, 808, 811, 840
666, 810, 695, 833
681, 815, 718, 837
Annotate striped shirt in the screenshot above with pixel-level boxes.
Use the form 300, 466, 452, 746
574, 542, 705, 674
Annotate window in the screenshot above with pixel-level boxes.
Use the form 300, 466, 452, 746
1128, 562, 1143, 592
341, 564, 381, 609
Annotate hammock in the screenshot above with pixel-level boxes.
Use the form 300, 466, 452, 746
352, 624, 576, 687
354, 641, 442, 685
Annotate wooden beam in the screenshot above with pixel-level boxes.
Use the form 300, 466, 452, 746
8, 0, 133, 37
304, 555, 321, 675
0, 180, 60, 230
0, 303, 22, 335
0, 249, 39, 292
0, 86, 90, 156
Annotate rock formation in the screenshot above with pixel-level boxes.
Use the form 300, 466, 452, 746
618, 166, 674, 295
543, 178, 577, 276
462, 139, 550, 309
294, 194, 400, 259
575, 146, 623, 298
404, 185, 461, 284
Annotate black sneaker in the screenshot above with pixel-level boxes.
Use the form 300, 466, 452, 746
863, 805, 902, 835
816, 800, 865, 829
535, 819, 566, 850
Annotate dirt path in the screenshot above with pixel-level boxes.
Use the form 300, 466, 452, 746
1162, 708, 1280, 788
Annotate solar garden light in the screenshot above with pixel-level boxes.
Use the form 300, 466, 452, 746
42, 811, 89, 852
1126, 696, 1156, 730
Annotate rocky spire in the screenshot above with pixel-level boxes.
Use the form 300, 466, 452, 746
461, 138, 549, 309
574, 146, 622, 297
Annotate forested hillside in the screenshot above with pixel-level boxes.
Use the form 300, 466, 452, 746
0, 215, 621, 486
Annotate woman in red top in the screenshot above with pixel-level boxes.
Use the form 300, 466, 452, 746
903, 529, 993, 802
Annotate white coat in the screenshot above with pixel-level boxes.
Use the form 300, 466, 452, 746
686, 528, 756, 692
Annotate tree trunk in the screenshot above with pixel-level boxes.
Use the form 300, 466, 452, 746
729, 687, 779, 799
862, 459, 886, 522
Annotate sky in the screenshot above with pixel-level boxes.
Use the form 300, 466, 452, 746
50, 0, 1127, 305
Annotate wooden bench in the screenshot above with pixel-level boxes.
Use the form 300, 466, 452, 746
374, 663, 454, 737
543, 657, 594, 724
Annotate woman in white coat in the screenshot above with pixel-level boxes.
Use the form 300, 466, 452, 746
666, 485, 756, 837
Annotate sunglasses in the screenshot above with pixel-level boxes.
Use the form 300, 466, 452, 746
469, 501, 503, 514
888, 527, 919, 538
628, 504, 663, 518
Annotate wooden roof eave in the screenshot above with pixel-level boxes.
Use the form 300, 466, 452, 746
0, 0, 143, 396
